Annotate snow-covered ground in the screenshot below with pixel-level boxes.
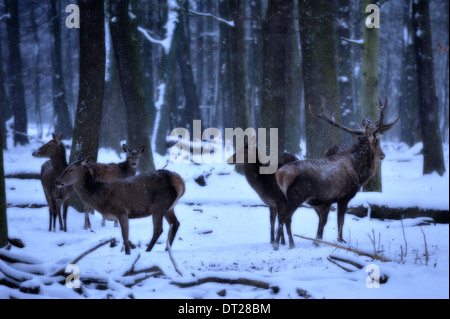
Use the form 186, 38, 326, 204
1, 131, 449, 299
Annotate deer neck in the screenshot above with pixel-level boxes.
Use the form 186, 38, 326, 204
74, 167, 103, 209
243, 155, 269, 189
351, 137, 377, 185
119, 161, 136, 177
51, 146, 68, 173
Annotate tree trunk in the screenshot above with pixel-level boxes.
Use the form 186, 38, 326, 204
30, 1, 43, 140
399, 0, 421, 147
412, 0, 446, 176
155, 5, 180, 155
298, 0, 342, 159
50, 0, 73, 139
217, 0, 233, 129
177, 8, 201, 131
0, 128, 7, 248
361, 0, 381, 192
69, 0, 105, 165
284, 4, 302, 155
248, 0, 263, 130
109, 0, 155, 172
228, 0, 250, 130
134, 0, 157, 141
335, 0, 355, 145
262, 0, 293, 160
0, 36, 8, 149
100, 29, 123, 155
5, 0, 28, 146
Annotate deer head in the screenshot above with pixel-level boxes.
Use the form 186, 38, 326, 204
32, 133, 64, 158
123, 144, 145, 169
309, 95, 399, 161
56, 155, 89, 187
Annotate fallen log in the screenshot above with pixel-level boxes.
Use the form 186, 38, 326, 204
171, 276, 279, 294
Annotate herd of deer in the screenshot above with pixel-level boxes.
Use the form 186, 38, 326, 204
31, 97, 398, 255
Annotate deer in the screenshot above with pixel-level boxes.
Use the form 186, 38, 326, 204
55, 156, 185, 255
82, 144, 145, 229
274, 96, 399, 250
227, 139, 298, 245
32, 133, 72, 232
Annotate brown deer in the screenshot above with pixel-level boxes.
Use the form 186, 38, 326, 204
228, 140, 298, 245
83, 144, 145, 229
32, 133, 72, 232
55, 156, 185, 255
274, 97, 398, 250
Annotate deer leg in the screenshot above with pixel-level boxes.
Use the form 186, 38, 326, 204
337, 200, 349, 243
117, 214, 130, 255
51, 201, 58, 232
274, 205, 296, 250
56, 200, 63, 231
269, 206, 278, 245
83, 204, 92, 230
164, 209, 180, 250
45, 192, 54, 231
315, 204, 331, 239
62, 200, 69, 232
284, 215, 295, 249
273, 220, 284, 251
48, 205, 53, 232
146, 214, 164, 252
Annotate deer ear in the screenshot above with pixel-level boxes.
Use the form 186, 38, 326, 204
52, 133, 62, 141
87, 166, 96, 181
139, 146, 145, 154
80, 154, 91, 166
123, 144, 130, 153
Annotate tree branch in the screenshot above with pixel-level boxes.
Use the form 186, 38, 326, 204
294, 234, 391, 262
51, 238, 114, 277
184, 9, 234, 27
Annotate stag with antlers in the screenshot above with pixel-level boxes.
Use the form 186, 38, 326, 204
274, 96, 399, 249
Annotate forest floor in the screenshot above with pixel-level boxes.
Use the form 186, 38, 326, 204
1, 133, 449, 299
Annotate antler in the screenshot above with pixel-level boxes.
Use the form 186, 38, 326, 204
309, 103, 364, 136
373, 95, 400, 136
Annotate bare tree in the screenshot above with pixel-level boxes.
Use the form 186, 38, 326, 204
0, 128, 7, 248
109, 0, 155, 172
361, 0, 381, 191
50, 0, 73, 138
69, 1, 105, 165
4, 0, 28, 146
298, 0, 342, 159
261, 0, 294, 160
412, 0, 446, 176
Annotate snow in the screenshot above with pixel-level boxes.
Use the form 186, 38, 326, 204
1, 129, 449, 299
138, 0, 179, 55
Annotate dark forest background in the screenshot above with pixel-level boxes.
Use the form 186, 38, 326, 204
0, 0, 448, 175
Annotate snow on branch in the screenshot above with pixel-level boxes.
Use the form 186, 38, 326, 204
138, 0, 179, 54
341, 37, 364, 47
138, 27, 166, 48
0, 13, 10, 22
186, 9, 235, 28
